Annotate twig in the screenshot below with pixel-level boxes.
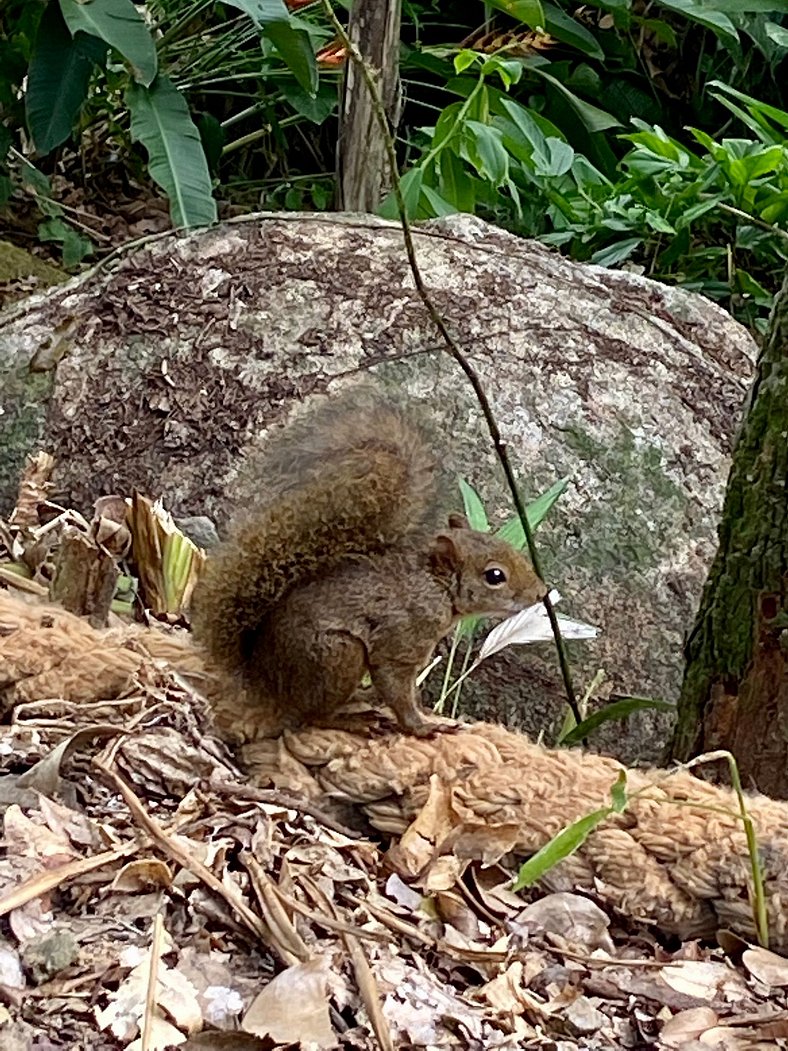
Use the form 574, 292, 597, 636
319, 0, 580, 723
0, 844, 139, 916
92, 758, 277, 949
717, 202, 788, 243
140, 914, 165, 1051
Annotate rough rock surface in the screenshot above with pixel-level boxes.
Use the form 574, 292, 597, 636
0, 213, 757, 761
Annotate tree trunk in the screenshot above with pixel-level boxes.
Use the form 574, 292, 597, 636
336, 0, 401, 212
672, 269, 788, 795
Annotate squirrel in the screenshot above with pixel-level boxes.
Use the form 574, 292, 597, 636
190, 389, 547, 742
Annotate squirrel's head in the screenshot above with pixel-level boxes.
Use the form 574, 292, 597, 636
430, 514, 548, 618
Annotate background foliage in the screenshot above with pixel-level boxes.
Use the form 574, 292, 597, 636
1, 0, 787, 329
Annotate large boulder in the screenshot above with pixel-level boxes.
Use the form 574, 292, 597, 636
0, 213, 756, 761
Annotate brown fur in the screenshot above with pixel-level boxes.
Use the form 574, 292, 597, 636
191, 390, 546, 741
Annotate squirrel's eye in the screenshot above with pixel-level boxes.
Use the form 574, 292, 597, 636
484, 565, 508, 587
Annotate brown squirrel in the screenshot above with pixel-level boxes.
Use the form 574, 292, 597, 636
190, 390, 547, 741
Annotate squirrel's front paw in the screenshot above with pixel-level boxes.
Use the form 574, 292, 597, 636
405, 715, 463, 738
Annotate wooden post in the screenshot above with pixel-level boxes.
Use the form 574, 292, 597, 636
337, 0, 402, 212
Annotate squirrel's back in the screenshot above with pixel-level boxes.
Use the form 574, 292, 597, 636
190, 390, 440, 677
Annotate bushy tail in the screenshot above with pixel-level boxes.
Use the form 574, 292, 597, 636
190, 390, 439, 676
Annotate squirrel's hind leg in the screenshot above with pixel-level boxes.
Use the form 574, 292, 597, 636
285, 628, 367, 724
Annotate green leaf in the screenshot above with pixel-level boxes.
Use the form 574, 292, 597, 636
545, 137, 574, 176
761, 192, 788, 224
496, 476, 570, 548
655, 0, 739, 50
527, 64, 622, 133
281, 78, 336, 124
454, 49, 478, 74
59, 0, 157, 86
222, 0, 291, 20
765, 21, 788, 49
708, 81, 788, 133
541, 4, 605, 60
27, 1, 108, 154
675, 196, 724, 228
126, 76, 217, 229
464, 121, 509, 186
481, 56, 524, 89
512, 807, 611, 889
559, 696, 674, 747
458, 478, 490, 532
420, 184, 458, 217
609, 770, 628, 814
486, 0, 546, 27
590, 237, 641, 266
38, 216, 93, 267
379, 167, 423, 220
263, 21, 318, 94
438, 149, 476, 212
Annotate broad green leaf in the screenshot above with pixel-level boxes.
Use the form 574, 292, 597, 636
464, 121, 509, 186
458, 478, 490, 532
559, 697, 673, 747
38, 216, 93, 267
264, 22, 318, 94
591, 237, 641, 266
420, 184, 458, 217
675, 196, 724, 228
708, 81, 788, 133
765, 21, 788, 49
512, 807, 611, 889
645, 211, 675, 234
281, 78, 336, 125
221, 0, 291, 21
379, 167, 423, 220
497, 476, 570, 547
431, 101, 464, 152
27, 2, 108, 154
545, 137, 574, 176
438, 149, 476, 212
59, 0, 157, 86
702, 0, 788, 10
486, 0, 546, 26
527, 64, 622, 133
541, 4, 605, 60
729, 147, 784, 186
736, 269, 772, 306
481, 56, 524, 88
655, 0, 738, 50
126, 76, 217, 229
761, 192, 788, 224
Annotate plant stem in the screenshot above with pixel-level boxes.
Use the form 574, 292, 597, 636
319, 0, 581, 724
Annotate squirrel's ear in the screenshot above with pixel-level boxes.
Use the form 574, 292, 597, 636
447, 512, 470, 530
431, 532, 462, 574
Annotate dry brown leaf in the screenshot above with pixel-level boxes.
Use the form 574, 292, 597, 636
661, 960, 749, 1002
111, 859, 174, 893
388, 774, 454, 879
742, 946, 788, 987
660, 1006, 719, 1046
242, 956, 337, 1048
95, 935, 202, 1048
514, 892, 615, 952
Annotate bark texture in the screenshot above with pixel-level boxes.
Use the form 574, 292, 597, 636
0, 213, 757, 762
673, 271, 788, 795
337, 0, 401, 211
